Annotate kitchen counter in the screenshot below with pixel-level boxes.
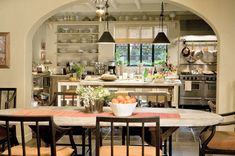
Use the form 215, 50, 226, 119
79, 79, 181, 87
57, 79, 181, 107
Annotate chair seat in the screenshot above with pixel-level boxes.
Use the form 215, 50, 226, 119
1, 145, 74, 156
100, 145, 162, 156
201, 131, 235, 150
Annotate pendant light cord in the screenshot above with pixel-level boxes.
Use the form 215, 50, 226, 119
160, 2, 164, 32
105, 0, 109, 31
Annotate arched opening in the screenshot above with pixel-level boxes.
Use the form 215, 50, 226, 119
27, 0, 219, 110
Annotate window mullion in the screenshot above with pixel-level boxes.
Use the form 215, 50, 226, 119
128, 44, 130, 66
152, 44, 154, 66
140, 44, 142, 63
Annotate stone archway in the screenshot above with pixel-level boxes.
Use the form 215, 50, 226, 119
25, 0, 220, 109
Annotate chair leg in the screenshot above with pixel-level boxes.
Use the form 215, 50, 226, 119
199, 147, 205, 156
88, 129, 92, 156
82, 131, 85, 156
168, 135, 172, 156
122, 128, 125, 145
163, 140, 167, 154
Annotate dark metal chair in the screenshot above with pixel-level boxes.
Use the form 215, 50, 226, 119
49, 91, 92, 156
96, 116, 161, 156
0, 88, 18, 151
199, 111, 235, 156
0, 115, 76, 156
121, 91, 171, 155
128, 91, 170, 108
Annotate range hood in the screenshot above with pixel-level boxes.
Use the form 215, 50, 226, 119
180, 19, 215, 36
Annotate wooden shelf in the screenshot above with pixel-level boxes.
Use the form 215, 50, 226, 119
56, 32, 99, 35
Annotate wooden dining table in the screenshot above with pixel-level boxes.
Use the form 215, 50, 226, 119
0, 106, 223, 156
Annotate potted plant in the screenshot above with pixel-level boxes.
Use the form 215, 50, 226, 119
71, 63, 85, 80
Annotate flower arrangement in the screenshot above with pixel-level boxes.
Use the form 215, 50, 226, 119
76, 86, 111, 112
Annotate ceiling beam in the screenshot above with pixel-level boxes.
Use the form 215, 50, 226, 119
109, 0, 118, 10
134, 0, 141, 10
84, 2, 95, 10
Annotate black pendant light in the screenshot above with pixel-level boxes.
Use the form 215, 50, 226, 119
153, 2, 170, 44
98, 1, 115, 44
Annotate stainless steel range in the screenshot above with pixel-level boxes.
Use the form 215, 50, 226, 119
179, 74, 216, 108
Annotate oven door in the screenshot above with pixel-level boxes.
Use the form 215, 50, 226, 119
180, 81, 204, 97
204, 81, 216, 98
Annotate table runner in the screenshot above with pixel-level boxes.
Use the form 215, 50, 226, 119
14, 109, 180, 119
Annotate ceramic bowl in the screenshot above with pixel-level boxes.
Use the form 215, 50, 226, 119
109, 102, 137, 117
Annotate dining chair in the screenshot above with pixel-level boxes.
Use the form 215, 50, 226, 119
0, 88, 19, 151
0, 115, 76, 156
199, 111, 235, 156
49, 91, 92, 156
121, 91, 171, 155
208, 100, 216, 113
128, 91, 170, 108
96, 116, 162, 156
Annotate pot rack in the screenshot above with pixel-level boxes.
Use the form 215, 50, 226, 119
183, 39, 217, 46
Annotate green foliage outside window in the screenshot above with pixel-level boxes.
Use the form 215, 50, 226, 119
115, 44, 167, 66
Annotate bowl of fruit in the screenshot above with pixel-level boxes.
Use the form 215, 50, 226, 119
109, 95, 137, 117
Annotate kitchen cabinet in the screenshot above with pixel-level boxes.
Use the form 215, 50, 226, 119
56, 24, 99, 67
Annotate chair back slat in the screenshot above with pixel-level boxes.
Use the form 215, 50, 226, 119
96, 116, 160, 156
20, 121, 26, 156
6, 121, 11, 156
141, 122, 145, 156
126, 121, 129, 156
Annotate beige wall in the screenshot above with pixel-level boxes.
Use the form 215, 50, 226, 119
0, 0, 235, 116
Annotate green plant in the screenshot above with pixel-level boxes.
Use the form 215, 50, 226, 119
71, 63, 84, 77
154, 60, 166, 65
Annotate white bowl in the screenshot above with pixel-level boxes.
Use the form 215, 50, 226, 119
109, 102, 137, 117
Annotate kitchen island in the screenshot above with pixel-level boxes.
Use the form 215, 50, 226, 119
57, 79, 181, 107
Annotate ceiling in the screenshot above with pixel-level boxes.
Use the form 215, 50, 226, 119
57, 0, 196, 18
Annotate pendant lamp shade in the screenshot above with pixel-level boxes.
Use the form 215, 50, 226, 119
153, 32, 170, 44
153, 2, 170, 44
98, 31, 115, 43
98, 0, 115, 44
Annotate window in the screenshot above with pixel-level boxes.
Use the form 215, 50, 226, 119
115, 44, 167, 66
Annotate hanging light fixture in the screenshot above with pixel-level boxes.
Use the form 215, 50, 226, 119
90, 0, 107, 17
98, 0, 115, 44
153, 2, 170, 44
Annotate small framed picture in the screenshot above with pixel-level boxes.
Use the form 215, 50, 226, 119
0, 32, 10, 68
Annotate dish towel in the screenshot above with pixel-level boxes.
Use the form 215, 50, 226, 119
185, 81, 192, 91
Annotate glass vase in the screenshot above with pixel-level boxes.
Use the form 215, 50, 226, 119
85, 99, 104, 113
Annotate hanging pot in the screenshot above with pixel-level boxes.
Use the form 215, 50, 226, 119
181, 46, 190, 57
185, 51, 197, 63
194, 50, 203, 60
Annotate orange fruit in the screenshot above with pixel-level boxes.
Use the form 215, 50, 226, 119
130, 97, 137, 103
111, 98, 119, 104
117, 95, 125, 102
126, 99, 133, 104
125, 96, 131, 100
